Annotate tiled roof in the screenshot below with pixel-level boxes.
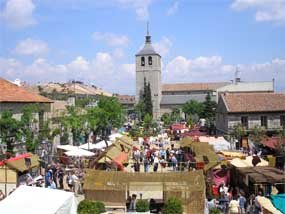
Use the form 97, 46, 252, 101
221, 93, 285, 113
162, 82, 229, 92
116, 95, 135, 104
0, 78, 53, 103
217, 81, 274, 93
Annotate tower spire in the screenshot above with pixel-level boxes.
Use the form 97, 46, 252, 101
147, 21, 149, 36
145, 21, 151, 43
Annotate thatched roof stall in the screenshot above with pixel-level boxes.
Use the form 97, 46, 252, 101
232, 166, 285, 196
90, 136, 133, 170
83, 169, 206, 213
180, 137, 219, 171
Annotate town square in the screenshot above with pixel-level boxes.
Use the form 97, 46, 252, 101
0, 0, 285, 214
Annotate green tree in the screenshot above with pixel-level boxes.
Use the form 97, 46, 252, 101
161, 113, 171, 126
134, 100, 145, 121
136, 78, 153, 121
0, 111, 21, 153
143, 113, 153, 130
249, 125, 265, 145
19, 104, 40, 152
201, 93, 217, 124
60, 106, 83, 145
144, 81, 153, 117
182, 100, 204, 120
87, 96, 125, 146
170, 108, 182, 123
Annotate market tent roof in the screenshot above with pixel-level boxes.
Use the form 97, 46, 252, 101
199, 136, 231, 151
261, 137, 283, 149
65, 148, 95, 157
79, 141, 112, 150
218, 151, 246, 159
5, 153, 39, 173
271, 194, 285, 214
57, 145, 78, 151
257, 196, 282, 214
0, 185, 77, 214
230, 156, 268, 168
109, 133, 123, 141
235, 166, 285, 184
180, 137, 219, 171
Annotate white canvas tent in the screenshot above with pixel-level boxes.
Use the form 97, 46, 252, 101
57, 145, 78, 151
0, 185, 77, 214
79, 140, 112, 151
65, 148, 95, 157
199, 136, 231, 151
230, 156, 269, 168
109, 133, 123, 141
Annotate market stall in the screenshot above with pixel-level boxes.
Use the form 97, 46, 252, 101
0, 185, 77, 214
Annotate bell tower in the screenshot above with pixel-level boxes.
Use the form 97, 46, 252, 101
135, 23, 161, 119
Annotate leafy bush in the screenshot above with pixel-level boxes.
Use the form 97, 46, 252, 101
163, 197, 183, 214
136, 199, 150, 212
77, 200, 105, 214
93, 201, 106, 213
209, 207, 222, 214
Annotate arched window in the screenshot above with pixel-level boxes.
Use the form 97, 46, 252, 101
141, 57, 145, 66
148, 56, 152, 65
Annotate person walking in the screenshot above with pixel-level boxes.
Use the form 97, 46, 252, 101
238, 192, 247, 214
171, 154, 178, 171
57, 167, 64, 189
66, 172, 73, 191
0, 190, 5, 201
228, 196, 240, 214
153, 155, 159, 172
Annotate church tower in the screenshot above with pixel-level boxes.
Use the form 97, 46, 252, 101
135, 23, 161, 119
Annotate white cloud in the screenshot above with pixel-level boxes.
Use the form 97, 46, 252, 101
91, 52, 114, 75
121, 63, 135, 76
167, 1, 179, 16
14, 38, 49, 56
1, 0, 37, 28
153, 37, 172, 56
164, 56, 285, 91
112, 48, 125, 59
2, 54, 285, 94
116, 0, 153, 21
231, 0, 285, 24
92, 32, 129, 47
67, 56, 90, 72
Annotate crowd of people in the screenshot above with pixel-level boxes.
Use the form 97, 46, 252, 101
44, 163, 85, 196
131, 138, 199, 172
206, 182, 266, 214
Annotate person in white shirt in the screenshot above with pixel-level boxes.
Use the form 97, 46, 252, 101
153, 156, 159, 172
72, 172, 80, 196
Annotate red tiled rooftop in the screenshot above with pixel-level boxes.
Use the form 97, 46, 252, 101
222, 93, 285, 113
162, 82, 229, 92
0, 78, 52, 103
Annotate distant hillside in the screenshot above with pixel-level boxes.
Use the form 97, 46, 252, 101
22, 81, 112, 100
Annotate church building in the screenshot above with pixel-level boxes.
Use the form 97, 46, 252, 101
133, 27, 274, 120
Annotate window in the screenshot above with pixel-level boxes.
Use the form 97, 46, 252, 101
280, 115, 285, 127
261, 116, 267, 128
141, 57, 145, 66
148, 56, 152, 65
241, 116, 248, 128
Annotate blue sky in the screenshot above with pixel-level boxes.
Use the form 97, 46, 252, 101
0, 0, 285, 94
